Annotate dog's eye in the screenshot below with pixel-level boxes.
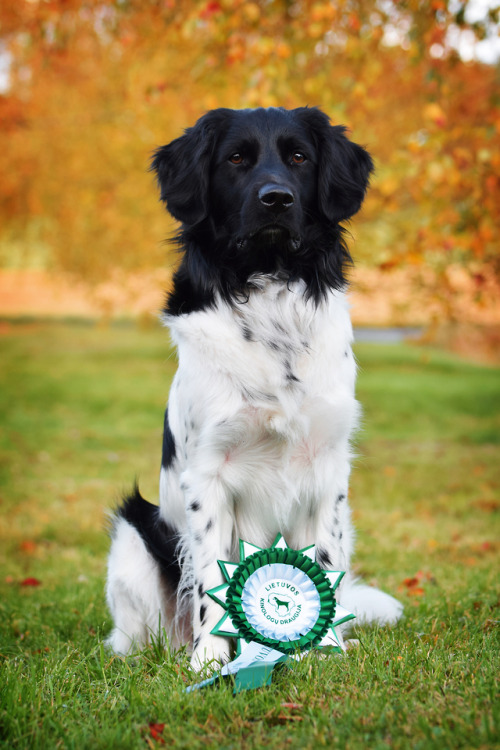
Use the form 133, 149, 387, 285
291, 152, 306, 164
229, 153, 244, 165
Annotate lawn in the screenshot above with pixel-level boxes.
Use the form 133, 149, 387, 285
0, 321, 498, 749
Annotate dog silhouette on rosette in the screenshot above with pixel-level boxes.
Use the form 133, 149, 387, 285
267, 593, 296, 617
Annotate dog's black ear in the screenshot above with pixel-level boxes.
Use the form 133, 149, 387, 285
151, 109, 232, 226
295, 107, 374, 223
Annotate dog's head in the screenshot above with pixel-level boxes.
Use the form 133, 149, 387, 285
151, 107, 373, 306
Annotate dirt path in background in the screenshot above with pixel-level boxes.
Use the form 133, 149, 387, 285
1, 267, 499, 324
1, 267, 499, 361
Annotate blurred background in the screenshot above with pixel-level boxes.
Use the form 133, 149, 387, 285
1, 0, 499, 359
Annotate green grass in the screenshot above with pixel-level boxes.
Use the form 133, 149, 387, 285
1, 321, 499, 749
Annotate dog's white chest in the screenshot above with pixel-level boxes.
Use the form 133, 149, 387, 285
163, 279, 358, 542
168, 279, 355, 408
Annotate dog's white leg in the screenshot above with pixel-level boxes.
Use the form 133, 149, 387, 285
313, 486, 353, 573
181, 468, 235, 670
312, 484, 353, 649
106, 516, 172, 654
311, 491, 402, 628
306, 453, 403, 630
307, 452, 354, 573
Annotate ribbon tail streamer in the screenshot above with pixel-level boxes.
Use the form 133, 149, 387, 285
186, 641, 289, 693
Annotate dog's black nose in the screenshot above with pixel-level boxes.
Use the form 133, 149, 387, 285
258, 184, 294, 213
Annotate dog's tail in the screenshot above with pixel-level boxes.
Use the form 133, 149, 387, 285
339, 579, 403, 627
113, 484, 182, 589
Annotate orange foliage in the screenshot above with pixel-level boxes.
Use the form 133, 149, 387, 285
0, 0, 498, 316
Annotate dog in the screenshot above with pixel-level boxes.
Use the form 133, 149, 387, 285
105, 106, 403, 668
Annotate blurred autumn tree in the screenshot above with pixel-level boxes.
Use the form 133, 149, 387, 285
0, 0, 499, 304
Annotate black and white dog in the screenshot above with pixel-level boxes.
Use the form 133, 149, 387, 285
106, 107, 402, 668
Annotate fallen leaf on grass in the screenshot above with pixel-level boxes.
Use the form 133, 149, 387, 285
399, 570, 434, 597
400, 577, 424, 596
148, 723, 165, 744
473, 499, 499, 513
482, 619, 499, 632
20, 577, 41, 587
19, 540, 37, 554
275, 714, 303, 724
409, 587, 425, 597
464, 556, 477, 567
273, 702, 304, 723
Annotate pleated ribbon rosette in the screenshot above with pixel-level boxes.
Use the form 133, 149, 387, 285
187, 535, 355, 692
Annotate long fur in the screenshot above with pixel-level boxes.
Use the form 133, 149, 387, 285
106, 107, 402, 665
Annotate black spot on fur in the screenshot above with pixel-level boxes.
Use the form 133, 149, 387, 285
189, 500, 201, 512
242, 326, 254, 341
337, 494, 346, 504
205, 519, 213, 532
198, 582, 204, 599
339, 532, 343, 541
161, 408, 176, 470
241, 386, 278, 403
116, 485, 181, 589
316, 548, 332, 568
199, 604, 207, 625
284, 360, 300, 383
193, 635, 201, 650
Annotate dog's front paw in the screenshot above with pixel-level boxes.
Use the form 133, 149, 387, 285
191, 635, 231, 672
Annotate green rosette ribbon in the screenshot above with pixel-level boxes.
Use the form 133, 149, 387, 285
186, 535, 355, 693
